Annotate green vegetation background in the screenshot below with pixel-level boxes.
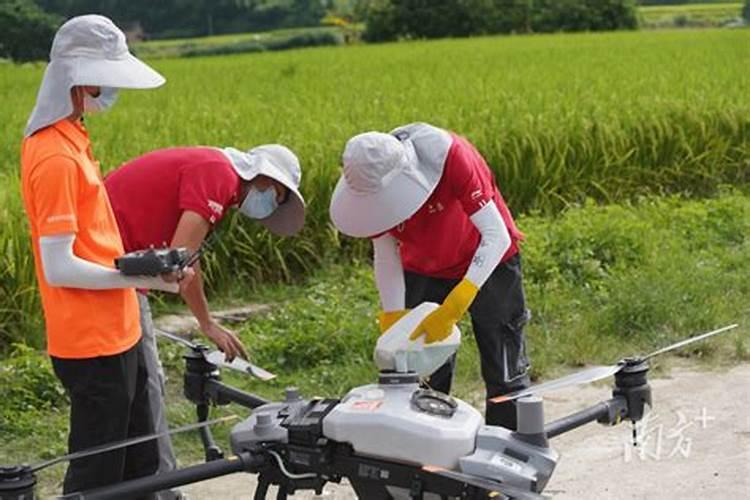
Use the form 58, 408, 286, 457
2, 29, 748, 348
0, 26, 748, 494
2, 193, 748, 495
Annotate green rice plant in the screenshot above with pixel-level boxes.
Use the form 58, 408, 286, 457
0, 174, 42, 348
0, 29, 748, 349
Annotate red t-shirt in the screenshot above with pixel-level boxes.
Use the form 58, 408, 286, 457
105, 147, 240, 252
389, 134, 523, 279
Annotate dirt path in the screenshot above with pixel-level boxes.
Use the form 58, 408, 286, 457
182, 363, 750, 499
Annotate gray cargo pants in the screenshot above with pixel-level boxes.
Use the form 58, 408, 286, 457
137, 293, 180, 500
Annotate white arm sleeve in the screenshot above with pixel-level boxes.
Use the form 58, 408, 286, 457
372, 234, 406, 311
465, 202, 512, 288
39, 234, 179, 293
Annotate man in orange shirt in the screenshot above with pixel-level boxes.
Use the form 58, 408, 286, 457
20, 15, 188, 497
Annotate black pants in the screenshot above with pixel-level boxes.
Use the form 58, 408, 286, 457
405, 254, 531, 429
51, 340, 159, 499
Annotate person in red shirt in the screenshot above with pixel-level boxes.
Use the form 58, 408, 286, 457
104, 144, 305, 486
330, 122, 530, 430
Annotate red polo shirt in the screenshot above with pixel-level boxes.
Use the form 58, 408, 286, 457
105, 147, 240, 252
389, 134, 523, 279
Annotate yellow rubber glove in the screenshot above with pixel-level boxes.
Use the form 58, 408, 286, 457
410, 278, 479, 344
378, 309, 410, 335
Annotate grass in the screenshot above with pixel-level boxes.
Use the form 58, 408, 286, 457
639, 2, 744, 28
131, 26, 348, 59
1, 29, 748, 346
1, 193, 748, 496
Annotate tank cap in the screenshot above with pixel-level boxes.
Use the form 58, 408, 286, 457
411, 389, 458, 418
378, 371, 419, 385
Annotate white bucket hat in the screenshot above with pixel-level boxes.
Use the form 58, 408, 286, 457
329, 123, 453, 238
221, 145, 306, 236
24, 14, 166, 137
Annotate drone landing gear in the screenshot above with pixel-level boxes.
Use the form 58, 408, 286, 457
197, 403, 224, 461
183, 344, 270, 461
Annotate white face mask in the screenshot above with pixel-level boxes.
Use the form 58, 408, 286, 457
83, 87, 118, 113
241, 186, 279, 220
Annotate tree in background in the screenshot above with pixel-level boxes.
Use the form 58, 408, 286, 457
639, 0, 733, 4
361, 0, 400, 41
364, 0, 518, 41
35, 0, 332, 39
363, 0, 637, 42
743, 0, 749, 22
534, 0, 638, 33
0, 0, 61, 62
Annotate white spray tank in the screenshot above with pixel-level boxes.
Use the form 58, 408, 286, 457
323, 304, 483, 469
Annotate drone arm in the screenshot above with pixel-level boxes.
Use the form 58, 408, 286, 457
71, 452, 263, 499
544, 397, 628, 439
205, 378, 270, 409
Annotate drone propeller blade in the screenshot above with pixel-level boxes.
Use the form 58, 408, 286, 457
155, 328, 275, 380
30, 415, 238, 473
422, 466, 548, 500
205, 350, 276, 381
154, 327, 198, 350
490, 324, 740, 405
490, 364, 623, 404
643, 324, 739, 361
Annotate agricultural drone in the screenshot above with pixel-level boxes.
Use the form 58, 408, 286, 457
0, 247, 740, 499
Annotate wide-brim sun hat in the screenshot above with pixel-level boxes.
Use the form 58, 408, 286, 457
329, 123, 454, 238
222, 145, 306, 236
25, 14, 166, 137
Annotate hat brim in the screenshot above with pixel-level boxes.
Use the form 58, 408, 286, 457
76, 53, 165, 89
330, 123, 453, 239
246, 157, 306, 237
329, 169, 437, 238
24, 54, 165, 137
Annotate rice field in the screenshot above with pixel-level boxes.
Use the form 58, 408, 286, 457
639, 2, 744, 28
0, 28, 748, 347
130, 26, 345, 59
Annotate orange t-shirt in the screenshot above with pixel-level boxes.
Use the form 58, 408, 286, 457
20, 119, 140, 359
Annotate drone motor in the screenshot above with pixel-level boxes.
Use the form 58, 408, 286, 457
0, 466, 36, 500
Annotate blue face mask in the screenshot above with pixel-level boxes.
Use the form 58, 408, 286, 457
241, 186, 279, 220
83, 87, 118, 113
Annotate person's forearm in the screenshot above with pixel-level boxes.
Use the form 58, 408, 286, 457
180, 265, 213, 329
169, 210, 213, 327
40, 234, 178, 292
373, 235, 406, 311
464, 202, 512, 287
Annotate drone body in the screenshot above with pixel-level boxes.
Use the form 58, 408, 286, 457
0, 324, 738, 500
227, 373, 558, 499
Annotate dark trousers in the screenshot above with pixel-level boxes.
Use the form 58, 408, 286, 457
405, 254, 531, 429
51, 339, 159, 499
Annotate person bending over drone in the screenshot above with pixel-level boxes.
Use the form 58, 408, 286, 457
20, 15, 190, 498
330, 122, 531, 430
104, 144, 306, 492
